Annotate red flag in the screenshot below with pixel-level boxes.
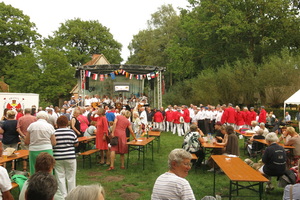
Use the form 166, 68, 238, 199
100, 74, 104, 81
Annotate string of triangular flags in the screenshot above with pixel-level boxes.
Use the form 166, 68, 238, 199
85, 69, 160, 81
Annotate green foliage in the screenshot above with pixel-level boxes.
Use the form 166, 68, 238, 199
0, 2, 40, 76
45, 18, 122, 66
37, 47, 76, 105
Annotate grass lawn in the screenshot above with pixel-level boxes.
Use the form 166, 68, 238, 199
12, 131, 284, 200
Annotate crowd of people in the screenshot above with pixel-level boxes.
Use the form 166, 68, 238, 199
1, 94, 300, 199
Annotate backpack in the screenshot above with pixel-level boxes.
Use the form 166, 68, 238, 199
182, 132, 201, 152
278, 169, 297, 188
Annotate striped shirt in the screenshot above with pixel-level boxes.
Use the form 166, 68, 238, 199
151, 172, 195, 200
53, 128, 78, 160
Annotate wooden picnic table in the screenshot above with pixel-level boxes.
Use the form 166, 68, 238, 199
127, 137, 155, 170
77, 136, 96, 143
148, 130, 161, 152
0, 150, 29, 164
212, 155, 269, 200
253, 139, 295, 149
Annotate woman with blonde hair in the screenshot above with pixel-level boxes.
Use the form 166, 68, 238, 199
66, 184, 105, 200
108, 110, 136, 170
280, 127, 300, 166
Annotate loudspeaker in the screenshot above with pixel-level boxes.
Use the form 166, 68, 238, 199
85, 77, 89, 90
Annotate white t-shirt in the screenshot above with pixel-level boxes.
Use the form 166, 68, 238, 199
151, 172, 195, 200
0, 166, 12, 200
27, 119, 55, 151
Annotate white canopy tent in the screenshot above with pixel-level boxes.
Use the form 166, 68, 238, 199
284, 89, 300, 115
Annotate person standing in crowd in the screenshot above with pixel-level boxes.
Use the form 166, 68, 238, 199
258, 106, 267, 124
151, 148, 195, 200
249, 107, 257, 123
70, 109, 82, 152
235, 106, 245, 130
182, 105, 190, 134
242, 107, 251, 128
139, 107, 147, 133
153, 108, 164, 130
53, 116, 78, 198
108, 110, 136, 170
159, 107, 166, 131
0, 110, 20, 150
77, 109, 89, 135
258, 132, 286, 192
221, 103, 235, 126
93, 108, 110, 166
196, 106, 205, 134
25, 111, 56, 175
173, 109, 183, 136
165, 106, 174, 132
146, 107, 153, 129
284, 112, 291, 123
17, 107, 37, 171
16, 108, 24, 120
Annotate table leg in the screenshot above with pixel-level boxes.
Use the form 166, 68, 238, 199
143, 146, 145, 170
127, 145, 130, 169
152, 140, 154, 161
213, 162, 216, 196
229, 181, 232, 200
259, 182, 263, 200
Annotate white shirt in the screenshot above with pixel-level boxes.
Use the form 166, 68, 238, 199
151, 172, 195, 200
27, 119, 55, 151
0, 166, 12, 200
140, 110, 147, 125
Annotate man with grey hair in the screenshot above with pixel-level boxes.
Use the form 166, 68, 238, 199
258, 132, 286, 192
151, 149, 195, 200
25, 171, 58, 200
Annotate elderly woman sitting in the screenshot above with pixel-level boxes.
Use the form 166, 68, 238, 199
259, 132, 286, 192
66, 184, 105, 200
279, 127, 300, 166
151, 148, 196, 200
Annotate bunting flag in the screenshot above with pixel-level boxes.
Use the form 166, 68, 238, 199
110, 72, 116, 80
114, 70, 118, 75
136, 75, 139, 80
156, 71, 159, 77
151, 72, 155, 78
129, 74, 133, 79
85, 70, 91, 77
105, 74, 108, 79
100, 74, 104, 81
92, 73, 98, 80
122, 70, 126, 75
147, 73, 151, 80
125, 72, 129, 78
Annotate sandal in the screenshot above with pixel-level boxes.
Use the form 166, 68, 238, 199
120, 166, 125, 169
107, 167, 114, 171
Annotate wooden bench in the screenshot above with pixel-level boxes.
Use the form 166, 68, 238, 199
79, 149, 100, 168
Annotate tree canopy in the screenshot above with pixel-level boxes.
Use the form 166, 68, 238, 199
45, 18, 123, 66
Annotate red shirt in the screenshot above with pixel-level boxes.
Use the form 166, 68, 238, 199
173, 111, 182, 124
153, 111, 164, 122
221, 107, 235, 124
183, 109, 190, 123
165, 110, 174, 122
258, 109, 267, 123
235, 111, 245, 126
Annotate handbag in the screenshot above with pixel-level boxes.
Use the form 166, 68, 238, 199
105, 134, 111, 143
110, 136, 118, 146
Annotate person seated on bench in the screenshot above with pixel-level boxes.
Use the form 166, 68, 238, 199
0, 141, 14, 200
66, 184, 105, 200
182, 124, 205, 168
151, 148, 196, 200
25, 171, 57, 200
283, 161, 300, 200
279, 127, 300, 166
258, 132, 286, 192
247, 129, 265, 156
19, 152, 64, 200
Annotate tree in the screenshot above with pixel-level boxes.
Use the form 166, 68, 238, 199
45, 18, 122, 66
37, 47, 76, 105
127, 4, 181, 86
0, 2, 40, 76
